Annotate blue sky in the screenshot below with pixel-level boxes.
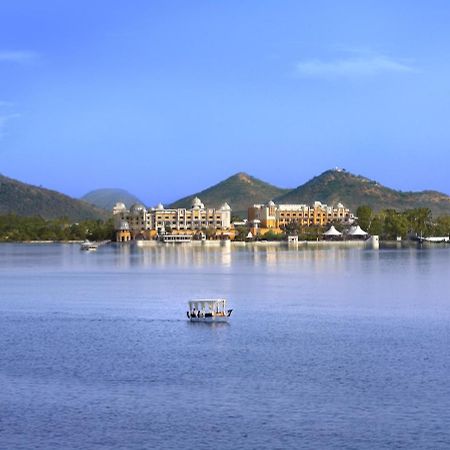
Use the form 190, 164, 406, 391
1, 1, 450, 205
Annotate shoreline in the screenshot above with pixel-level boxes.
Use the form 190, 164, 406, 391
0, 240, 85, 244
0, 239, 441, 248
0, 237, 448, 249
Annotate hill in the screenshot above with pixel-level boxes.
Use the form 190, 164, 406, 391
81, 188, 143, 211
275, 169, 450, 216
0, 174, 108, 220
169, 172, 291, 216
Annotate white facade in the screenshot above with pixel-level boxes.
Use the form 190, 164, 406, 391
113, 197, 232, 237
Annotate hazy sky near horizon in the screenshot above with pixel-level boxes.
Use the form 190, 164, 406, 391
1, 1, 450, 205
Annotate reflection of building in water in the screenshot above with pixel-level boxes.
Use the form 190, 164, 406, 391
113, 197, 232, 242
248, 201, 354, 235
217, 242, 232, 267
128, 241, 233, 269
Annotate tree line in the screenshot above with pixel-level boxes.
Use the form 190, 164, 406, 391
356, 206, 450, 240
0, 215, 115, 242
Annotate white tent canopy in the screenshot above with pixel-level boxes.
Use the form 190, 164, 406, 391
323, 225, 342, 236
348, 225, 368, 236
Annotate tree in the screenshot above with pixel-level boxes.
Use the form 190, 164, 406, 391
298, 224, 324, 241
356, 205, 373, 231
261, 230, 285, 241
368, 215, 383, 236
405, 208, 432, 236
383, 210, 409, 239
234, 226, 248, 241
205, 226, 217, 240
281, 220, 299, 235
434, 216, 450, 236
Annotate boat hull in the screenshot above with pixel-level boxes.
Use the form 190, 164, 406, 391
188, 316, 230, 323
81, 245, 98, 251
187, 310, 232, 322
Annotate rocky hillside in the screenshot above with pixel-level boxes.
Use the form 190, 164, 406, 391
170, 172, 290, 216
275, 169, 450, 216
0, 174, 108, 220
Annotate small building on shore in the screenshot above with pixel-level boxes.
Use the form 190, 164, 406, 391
116, 220, 132, 242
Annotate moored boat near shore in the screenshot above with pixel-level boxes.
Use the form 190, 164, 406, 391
416, 236, 450, 243
80, 241, 99, 251
161, 234, 193, 244
80, 240, 111, 251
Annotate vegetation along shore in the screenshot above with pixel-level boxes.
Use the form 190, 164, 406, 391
0, 216, 115, 242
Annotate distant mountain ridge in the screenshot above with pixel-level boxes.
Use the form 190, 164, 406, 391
169, 169, 450, 217
169, 172, 291, 216
275, 169, 450, 216
0, 174, 108, 220
2, 169, 450, 222
81, 188, 143, 211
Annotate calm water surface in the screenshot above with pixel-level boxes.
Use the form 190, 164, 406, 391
1, 243, 450, 449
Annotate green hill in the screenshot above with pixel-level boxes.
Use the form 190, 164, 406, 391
275, 169, 450, 216
0, 173, 108, 220
169, 172, 291, 217
81, 188, 143, 211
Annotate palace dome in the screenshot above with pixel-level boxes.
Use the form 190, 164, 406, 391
130, 203, 146, 214
113, 202, 126, 211
118, 221, 130, 231
192, 197, 204, 209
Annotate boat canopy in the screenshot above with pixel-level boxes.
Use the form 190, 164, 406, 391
188, 299, 227, 312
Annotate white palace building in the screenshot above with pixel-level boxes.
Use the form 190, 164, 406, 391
113, 197, 232, 242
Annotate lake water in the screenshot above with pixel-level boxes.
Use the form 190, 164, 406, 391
1, 242, 450, 449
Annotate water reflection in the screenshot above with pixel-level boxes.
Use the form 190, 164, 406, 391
186, 321, 230, 329
0, 242, 448, 284
1, 242, 450, 321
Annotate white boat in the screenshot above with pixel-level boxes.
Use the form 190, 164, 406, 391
187, 299, 233, 322
80, 241, 99, 251
421, 236, 449, 243
161, 234, 192, 243
415, 235, 450, 243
